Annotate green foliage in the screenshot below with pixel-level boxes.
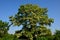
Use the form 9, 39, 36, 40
9, 4, 54, 26
9, 4, 54, 40
1, 34, 18, 40
37, 37, 48, 40
1, 4, 60, 40
53, 30, 60, 40
0, 20, 18, 40
0, 20, 8, 28
0, 20, 9, 38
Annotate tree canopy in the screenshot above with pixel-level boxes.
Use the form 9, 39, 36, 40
9, 4, 54, 40
9, 4, 54, 26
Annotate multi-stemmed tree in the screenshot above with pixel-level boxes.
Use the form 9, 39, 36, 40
9, 4, 54, 40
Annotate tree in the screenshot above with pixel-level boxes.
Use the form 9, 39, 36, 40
9, 4, 54, 40
0, 20, 8, 38
0, 20, 18, 40
53, 30, 60, 40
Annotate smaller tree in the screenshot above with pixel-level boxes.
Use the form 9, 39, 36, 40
0, 20, 8, 38
53, 30, 60, 40
0, 20, 18, 40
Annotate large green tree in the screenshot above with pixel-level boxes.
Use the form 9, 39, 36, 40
9, 4, 54, 40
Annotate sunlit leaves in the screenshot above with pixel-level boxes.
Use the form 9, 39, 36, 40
9, 4, 54, 27
9, 4, 54, 40
0, 20, 9, 38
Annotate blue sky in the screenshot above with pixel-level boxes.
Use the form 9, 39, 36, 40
0, 0, 60, 34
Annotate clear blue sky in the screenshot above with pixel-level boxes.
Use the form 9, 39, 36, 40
0, 0, 60, 34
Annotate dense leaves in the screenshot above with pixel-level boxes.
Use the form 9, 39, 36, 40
0, 20, 18, 40
0, 20, 8, 38
0, 4, 60, 40
9, 4, 54, 26
53, 30, 60, 40
0, 34, 18, 40
9, 4, 54, 40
